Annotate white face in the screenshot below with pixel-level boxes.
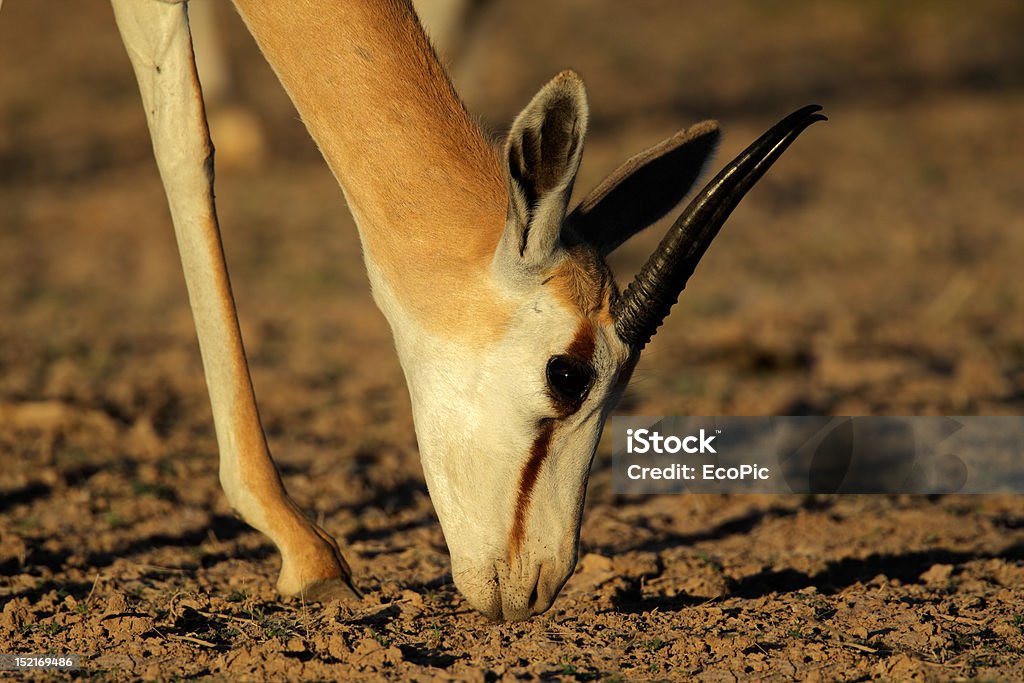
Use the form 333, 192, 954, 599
386, 275, 633, 621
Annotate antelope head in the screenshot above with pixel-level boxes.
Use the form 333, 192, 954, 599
382, 72, 823, 622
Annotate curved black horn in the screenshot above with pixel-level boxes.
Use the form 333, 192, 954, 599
613, 105, 826, 350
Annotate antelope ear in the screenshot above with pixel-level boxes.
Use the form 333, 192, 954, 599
563, 122, 720, 255
496, 71, 588, 275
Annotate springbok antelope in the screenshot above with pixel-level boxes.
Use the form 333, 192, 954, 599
35, 0, 823, 622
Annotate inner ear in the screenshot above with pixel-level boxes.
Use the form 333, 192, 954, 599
500, 71, 588, 267
507, 91, 584, 223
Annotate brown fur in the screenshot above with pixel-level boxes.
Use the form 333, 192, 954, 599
231, 0, 509, 342
545, 245, 617, 328
508, 419, 554, 558
566, 320, 597, 365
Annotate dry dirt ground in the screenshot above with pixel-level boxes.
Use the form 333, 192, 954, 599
2, 1, 1024, 680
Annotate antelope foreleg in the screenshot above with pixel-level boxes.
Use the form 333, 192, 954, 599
110, 0, 358, 601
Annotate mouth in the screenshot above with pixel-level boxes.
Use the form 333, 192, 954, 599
456, 560, 552, 622
496, 562, 543, 622
482, 557, 568, 622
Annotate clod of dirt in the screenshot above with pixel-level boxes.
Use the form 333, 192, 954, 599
1, 597, 30, 631
919, 563, 955, 586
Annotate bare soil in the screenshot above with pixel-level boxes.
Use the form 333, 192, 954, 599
2, 1, 1024, 680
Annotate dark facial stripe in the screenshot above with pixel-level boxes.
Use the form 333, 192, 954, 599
507, 323, 597, 556
567, 321, 596, 365
508, 419, 554, 558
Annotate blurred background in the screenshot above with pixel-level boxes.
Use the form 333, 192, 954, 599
2, 1, 1022, 428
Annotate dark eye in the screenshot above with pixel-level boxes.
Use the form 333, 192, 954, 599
546, 355, 595, 408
